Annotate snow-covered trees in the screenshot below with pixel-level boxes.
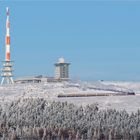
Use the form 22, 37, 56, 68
0, 98, 139, 139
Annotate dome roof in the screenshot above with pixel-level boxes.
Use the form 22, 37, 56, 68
58, 57, 65, 63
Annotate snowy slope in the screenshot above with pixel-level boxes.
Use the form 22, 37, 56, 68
101, 81, 140, 94
0, 81, 139, 113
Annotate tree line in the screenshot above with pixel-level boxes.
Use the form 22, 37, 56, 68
0, 98, 139, 140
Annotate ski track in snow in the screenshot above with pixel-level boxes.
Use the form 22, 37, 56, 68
0, 81, 140, 113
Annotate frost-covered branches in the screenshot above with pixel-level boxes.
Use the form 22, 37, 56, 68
0, 98, 139, 139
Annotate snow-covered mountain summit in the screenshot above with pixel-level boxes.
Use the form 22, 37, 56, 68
0, 81, 136, 101
0, 81, 139, 113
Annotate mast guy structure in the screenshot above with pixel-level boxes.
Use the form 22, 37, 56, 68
1, 7, 14, 85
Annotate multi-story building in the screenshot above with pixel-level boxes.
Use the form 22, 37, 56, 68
55, 57, 70, 81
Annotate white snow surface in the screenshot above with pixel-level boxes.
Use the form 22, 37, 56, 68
0, 81, 140, 113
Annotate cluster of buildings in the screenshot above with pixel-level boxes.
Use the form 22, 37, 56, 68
1, 7, 70, 85
15, 57, 70, 83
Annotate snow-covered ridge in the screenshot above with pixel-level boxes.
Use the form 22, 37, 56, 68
0, 81, 137, 101
0, 81, 139, 113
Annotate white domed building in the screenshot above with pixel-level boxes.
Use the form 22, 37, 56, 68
54, 57, 70, 81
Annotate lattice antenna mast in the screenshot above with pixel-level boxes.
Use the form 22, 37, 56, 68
5, 7, 11, 61
1, 7, 14, 85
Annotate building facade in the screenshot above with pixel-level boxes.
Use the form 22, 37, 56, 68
55, 58, 70, 81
